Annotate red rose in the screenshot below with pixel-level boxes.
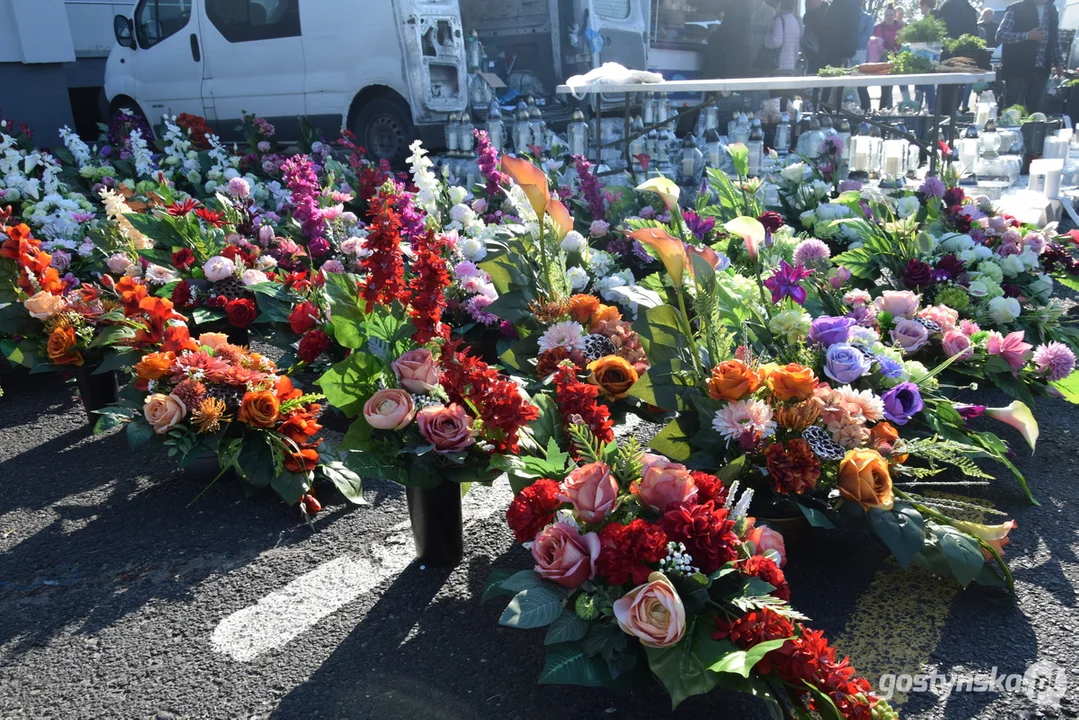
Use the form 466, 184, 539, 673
757, 211, 784, 234
225, 297, 258, 327
595, 519, 668, 586
171, 280, 194, 308
297, 328, 331, 363
288, 301, 319, 334
740, 555, 791, 601
689, 470, 728, 506
659, 500, 739, 574
505, 478, 562, 542
171, 248, 196, 270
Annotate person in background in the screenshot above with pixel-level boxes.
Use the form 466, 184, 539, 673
914, 0, 938, 112
852, 1, 875, 110
979, 8, 1000, 47
875, 4, 905, 109
765, 0, 803, 73
705, 0, 752, 78
997, 0, 1061, 112
803, 0, 831, 75
749, 0, 778, 69
936, 0, 979, 110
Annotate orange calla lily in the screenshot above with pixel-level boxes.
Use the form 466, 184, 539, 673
628, 227, 686, 285
545, 198, 573, 240
685, 243, 722, 276
500, 155, 550, 220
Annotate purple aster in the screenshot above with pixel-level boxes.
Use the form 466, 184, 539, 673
1032, 342, 1076, 381
763, 261, 813, 305
919, 176, 947, 199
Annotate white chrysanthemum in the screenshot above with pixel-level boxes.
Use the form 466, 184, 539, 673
712, 399, 776, 441
538, 321, 586, 353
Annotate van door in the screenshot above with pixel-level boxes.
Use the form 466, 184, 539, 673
131, 0, 206, 128
582, 0, 647, 70
197, 0, 306, 141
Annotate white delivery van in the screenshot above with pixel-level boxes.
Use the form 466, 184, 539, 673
105, 0, 469, 165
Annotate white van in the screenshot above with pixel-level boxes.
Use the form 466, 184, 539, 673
105, 0, 469, 165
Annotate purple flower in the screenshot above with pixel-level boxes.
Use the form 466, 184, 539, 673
574, 155, 607, 221
881, 382, 924, 425
824, 343, 872, 384
682, 209, 716, 241
943, 187, 965, 207
307, 237, 330, 257
763, 261, 813, 305
475, 129, 508, 200
953, 402, 986, 420
876, 355, 904, 378
829, 266, 852, 289
809, 316, 856, 347
282, 154, 327, 246
919, 176, 947, 199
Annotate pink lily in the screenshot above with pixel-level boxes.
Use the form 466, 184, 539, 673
986, 331, 1033, 372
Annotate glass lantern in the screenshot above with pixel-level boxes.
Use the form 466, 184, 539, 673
444, 112, 460, 155
956, 126, 980, 180
979, 119, 1002, 158
679, 133, 705, 184
775, 113, 792, 156
975, 90, 998, 130
458, 112, 475, 157
485, 100, 505, 152
881, 136, 908, 184
643, 93, 657, 126
567, 109, 589, 158
906, 143, 920, 176
837, 117, 852, 165
748, 119, 765, 177
646, 128, 659, 164
513, 101, 530, 153
705, 127, 723, 168
819, 114, 837, 139
629, 115, 646, 166
529, 104, 545, 153
732, 113, 750, 145
656, 128, 671, 170
696, 95, 719, 139
727, 111, 740, 140
798, 118, 824, 158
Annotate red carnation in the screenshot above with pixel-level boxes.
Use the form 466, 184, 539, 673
297, 329, 331, 363
596, 519, 668, 586
171, 247, 196, 270
764, 439, 820, 495
740, 555, 791, 601
171, 279, 194, 309
690, 470, 728, 506
505, 478, 563, 542
288, 301, 319, 334
659, 500, 739, 574
225, 297, 258, 328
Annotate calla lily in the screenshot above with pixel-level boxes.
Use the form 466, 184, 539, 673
723, 216, 765, 261
984, 401, 1039, 452
545, 198, 573, 241
500, 155, 550, 220
951, 519, 1018, 558
635, 176, 681, 212
684, 243, 726, 277
628, 227, 686, 285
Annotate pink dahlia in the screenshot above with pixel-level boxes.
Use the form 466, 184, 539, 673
1032, 342, 1076, 382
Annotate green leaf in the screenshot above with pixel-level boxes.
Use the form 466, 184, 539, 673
270, 470, 309, 506
191, 308, 226, 326
89, 324, 137, 349
802, 681, 845, 720
528, 393, 566, 452
936, 525, 985, 588
627, 361, 693, 412
1051, 369, 1079, 403
831, 247, 877, 278
318, 353, 382, 418
795, 502, 837, 529
236, 437, 275, 488
481, 569, 516, 602
708, 637, 792, 677
645, 618, 729, 709
342, 449, 410, 485
537, 643, 609, 687
648, 415, 697, 462
633, 305, 687, 365
499, 586, 564, 629
866, 503, 926, 569
544, 611, 590, 645
92, 348, 138, 375
125, 212, 188, 250
484, 290, 533, 324
321, 460, 366, 504
501, 569, 545, 593
125, 420, 154, 449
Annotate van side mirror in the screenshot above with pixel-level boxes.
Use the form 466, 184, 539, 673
114, 15, 135, 49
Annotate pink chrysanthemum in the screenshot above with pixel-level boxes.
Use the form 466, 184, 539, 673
712, 399, 777, 441
465, 294, 499, 326
1032, 342, 1076, 382
793, 238, 831, 267
538, 321, 586, 354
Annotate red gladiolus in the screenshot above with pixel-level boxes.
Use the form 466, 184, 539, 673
359, 185, 407, 313
407, 229, 451, 344
505, 478, 563, 542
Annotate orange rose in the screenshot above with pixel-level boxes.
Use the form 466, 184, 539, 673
47, 326, 83, 366
707, 359, 761, 402
837, 449, 894, 511
134, 352, 175, 383
590, 304, 622, 331
587, 355, 639, 400
762, 363, 817, 401
238, 390, 281, 428
869, 422, 908, 463
568, 294, 600, 325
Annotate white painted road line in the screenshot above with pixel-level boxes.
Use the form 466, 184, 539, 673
210, 480, 515, 662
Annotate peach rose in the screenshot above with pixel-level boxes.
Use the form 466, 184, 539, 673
707, 359, 761, 402
144, 393, 187, 434
392, 348, 440, 394
23, 291, 64, 320
874, 290, 919, 319
568, 294, 600, 325
531, 521, 601, 588
363, 388, 416, 431
613, 572, 687, 648
633, 453, 697, 513
197, 332, 231, 351
743, 519, 788, 567
761, 363, 817, 401
838, 448, 894, 511
559, 462, 619, 523
416, 403, 475, 452
587, 355, 639, 400
238, 390, 281, 428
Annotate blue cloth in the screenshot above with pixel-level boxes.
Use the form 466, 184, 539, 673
857, 11, 874, 51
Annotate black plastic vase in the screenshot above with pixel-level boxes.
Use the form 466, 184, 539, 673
74, 365, 119, 424
406, 480, 464, 568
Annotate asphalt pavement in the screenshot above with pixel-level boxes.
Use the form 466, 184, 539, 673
1, 371, 1077, 720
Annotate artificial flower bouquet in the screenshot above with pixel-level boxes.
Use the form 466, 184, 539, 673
488, 424, 897, 719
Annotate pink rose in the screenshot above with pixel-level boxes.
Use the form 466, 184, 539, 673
416, 403, 475, 452
890, 318, 930, 354
633, 453, 697, 513
363, 389, 416, 430
558, 462, 619, 523
613, 572, 687, 648
392, 348, 441, 394
531, 522, 601, 588
874, 290, 920, 319
941, 330, 974, 361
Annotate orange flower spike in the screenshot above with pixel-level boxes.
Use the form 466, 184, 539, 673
500, 155, 551, 220
627, 227, 686, 286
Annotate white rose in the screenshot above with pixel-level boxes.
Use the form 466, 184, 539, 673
241, 268, 269, 286
448, 186, 468, 205
780, 162, 808, 182
1019, 250, 1038, 271
203, 255, 236, 282
988, 296, 1022, 325
967, 280, 989, 297
999, 254, 1025, 278
449, 203, 475, 226
459, 236, 487, 262
566, 266, 589, 290
896, 196, 921, 219
560, 230, 587, 254
972, 245, 993, 261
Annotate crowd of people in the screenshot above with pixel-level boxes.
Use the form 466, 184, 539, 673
703, 0, 1066, 115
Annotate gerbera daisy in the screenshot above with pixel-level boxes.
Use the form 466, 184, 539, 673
712, 399, 777, 441
538, 321, 586, 354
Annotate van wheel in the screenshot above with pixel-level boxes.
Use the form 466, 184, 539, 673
353, 98, 416, 168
